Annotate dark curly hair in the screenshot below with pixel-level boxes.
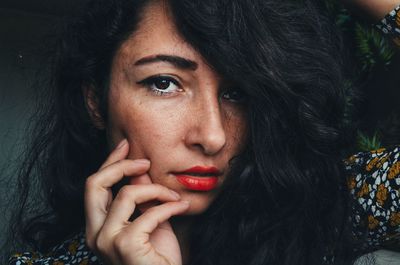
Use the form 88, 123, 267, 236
4, 0, 361, 264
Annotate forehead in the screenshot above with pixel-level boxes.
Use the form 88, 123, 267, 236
115, 1, 199, 64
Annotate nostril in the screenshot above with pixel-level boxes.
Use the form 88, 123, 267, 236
201, 131, 226, 155
184, 102, 227, 155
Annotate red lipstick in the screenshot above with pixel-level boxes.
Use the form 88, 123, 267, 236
174, 166, 221, 191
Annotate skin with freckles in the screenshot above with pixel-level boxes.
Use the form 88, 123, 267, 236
84, 3, 247, 264
104, 2, 247, 214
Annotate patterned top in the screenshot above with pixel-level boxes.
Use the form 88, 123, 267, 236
9, 232, 101, 265
376, 4, 400, 47
8, 5, 400, 265
346, 146, 400, 249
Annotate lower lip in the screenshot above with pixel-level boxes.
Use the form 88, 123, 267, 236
175, 175, 218, 191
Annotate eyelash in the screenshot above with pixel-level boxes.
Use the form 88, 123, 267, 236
220, 88, 247, 104
137, 75, 247, 104
137, 75, 182, 96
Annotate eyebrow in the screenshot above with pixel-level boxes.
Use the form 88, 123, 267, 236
134, 54, 198, 70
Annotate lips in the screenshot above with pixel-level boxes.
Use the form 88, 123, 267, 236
173, 166, 221, 191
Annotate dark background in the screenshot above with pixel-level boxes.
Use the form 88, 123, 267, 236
0, 0, 87, 249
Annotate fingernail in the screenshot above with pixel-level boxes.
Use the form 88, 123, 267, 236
169, 190, 181, 199
116, 139, 127, 149
134, 159, 150, 165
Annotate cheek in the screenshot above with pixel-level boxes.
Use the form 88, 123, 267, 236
225, 110, 248, 153
124, 113, 171, 154
123, 109, 185, 185
108, 96, 185, 160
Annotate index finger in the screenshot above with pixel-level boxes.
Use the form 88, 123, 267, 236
85, 159, 151, 246
100, 139, 129, 170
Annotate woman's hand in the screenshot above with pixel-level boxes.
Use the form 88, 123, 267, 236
340, 0, 399, 20
84, 139, 190, 265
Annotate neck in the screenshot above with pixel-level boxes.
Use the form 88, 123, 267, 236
171, 216, 194, 265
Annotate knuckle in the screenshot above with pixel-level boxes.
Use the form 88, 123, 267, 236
114, 159, 126, 168
117, 185, 135, 200
113, 234, 129, 253
103, 159, 126, 172
95, 232, 108, 254
143, 206, 159, 216
85, 175, 98, 190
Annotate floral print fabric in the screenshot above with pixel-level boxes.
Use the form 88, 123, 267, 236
346, 146, 400, 249
8, 232, 101, 265
376, 4, 400, 47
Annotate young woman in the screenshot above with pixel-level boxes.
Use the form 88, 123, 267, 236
4, 0, 400, 264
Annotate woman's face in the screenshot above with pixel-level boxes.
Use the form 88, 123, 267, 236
106, 2, 247, 214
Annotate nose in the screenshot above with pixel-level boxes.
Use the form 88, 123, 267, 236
185, 98, 227, 156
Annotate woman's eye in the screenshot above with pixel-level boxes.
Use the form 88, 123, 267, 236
137, 76, 181, 96
221, 88, 247, 103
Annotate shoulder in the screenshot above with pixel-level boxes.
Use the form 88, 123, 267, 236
9, 232, 101, 265
345, 146, 400, 248
345, 145, 400, 187
345, 146, 400, 176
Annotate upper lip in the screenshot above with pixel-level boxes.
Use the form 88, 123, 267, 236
173, 166, 222, 176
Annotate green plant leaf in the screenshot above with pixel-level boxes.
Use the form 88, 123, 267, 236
357, 131, 382, 151
354, 23, 394, 72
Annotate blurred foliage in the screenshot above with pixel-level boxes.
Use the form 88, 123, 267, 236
357, 131, 381, 151
354, 22, 394, 72
325, 0, 400, 152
